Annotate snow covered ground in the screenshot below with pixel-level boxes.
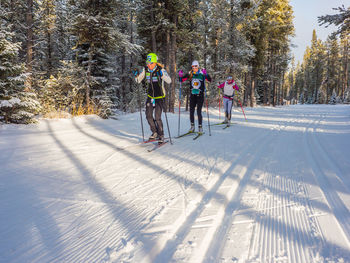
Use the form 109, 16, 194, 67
1, 104, 350, 263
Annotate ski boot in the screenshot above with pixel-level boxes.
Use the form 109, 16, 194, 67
158, 135, 165, 145
148, 132, 158, 141
189, 123, 195, 133
198, 125, 203, 134
223, 112, 228, 124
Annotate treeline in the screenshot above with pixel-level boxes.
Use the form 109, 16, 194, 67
1, 0, 299, 124
286, 30, 349, 105
286, 6, 350, 105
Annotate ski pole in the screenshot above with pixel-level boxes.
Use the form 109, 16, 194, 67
178, 78, 182, 137
134, 69, 145, 141
235, 90, 247, 121
162, 99, 173, 145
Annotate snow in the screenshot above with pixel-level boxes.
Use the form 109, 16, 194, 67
1, 104, 350, 263
0, 98, 21, 108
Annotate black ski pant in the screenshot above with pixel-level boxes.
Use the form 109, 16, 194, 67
189, 94, 204, 126
145, 97, 164, 136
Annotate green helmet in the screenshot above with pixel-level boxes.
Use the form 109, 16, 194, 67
146, 53, 158, 64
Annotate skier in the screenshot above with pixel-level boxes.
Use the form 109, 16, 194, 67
217, 76, 239, 125
178, 60, 211, 134
135, 53, 171, 144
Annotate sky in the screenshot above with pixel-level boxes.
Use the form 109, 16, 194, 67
289, 0, 347, 64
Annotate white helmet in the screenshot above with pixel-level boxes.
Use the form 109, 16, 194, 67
192, 60, 199, 67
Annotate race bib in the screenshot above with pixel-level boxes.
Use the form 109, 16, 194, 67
191, 79, 201, 95
224, 82, 235, 97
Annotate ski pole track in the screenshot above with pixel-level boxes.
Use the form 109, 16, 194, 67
2, 106, 350, 263
304, 113, 350, 248
203, 115, 285, 262
142, 121, 275, 263
232, 113, 327, 263
202, 120, 287, 263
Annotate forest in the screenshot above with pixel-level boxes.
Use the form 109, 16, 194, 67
0, 0, 349, 124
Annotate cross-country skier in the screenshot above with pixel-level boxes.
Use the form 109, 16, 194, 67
178, 60, 211, 133
217, 76, 239, 125
135, 53, 171, 143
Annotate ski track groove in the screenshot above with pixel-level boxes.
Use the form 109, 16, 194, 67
311, 115, 350, 192
143, 123, 272, 263
201, 123, 281, 263
304, 113, 350, 248
2, 106, 350, 263
244, 114, 327, 263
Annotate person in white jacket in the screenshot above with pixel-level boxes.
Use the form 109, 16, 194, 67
217, 76, 239, 124
135, 53, 171, 143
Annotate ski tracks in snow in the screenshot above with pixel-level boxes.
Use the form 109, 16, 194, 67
303, 112, 350, 256
134, 107, 350, 263
136, 118, 278, 263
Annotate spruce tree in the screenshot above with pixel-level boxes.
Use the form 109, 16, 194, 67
0, 5, 40, 123
70, 0, 135, 118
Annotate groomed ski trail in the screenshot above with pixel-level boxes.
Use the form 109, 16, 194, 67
1, 105, 350, 263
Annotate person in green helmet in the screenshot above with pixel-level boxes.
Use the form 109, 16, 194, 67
135, 53, 171, 143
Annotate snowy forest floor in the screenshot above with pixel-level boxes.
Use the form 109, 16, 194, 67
1, 105, 350, 263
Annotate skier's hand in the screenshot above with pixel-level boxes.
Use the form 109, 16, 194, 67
201, 68, 207, 75
178, 70, 184, 78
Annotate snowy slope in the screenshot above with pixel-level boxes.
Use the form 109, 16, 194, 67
0, 105, 350, 263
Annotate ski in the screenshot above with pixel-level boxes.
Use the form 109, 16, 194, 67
223, 124, 230, 129
193, 132, 204, 140
210, 122, 226, 126
175, 131, 195, 139
141, 137, 169, 144
148, 140, 169, 152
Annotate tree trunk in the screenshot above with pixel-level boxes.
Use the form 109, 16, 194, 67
251, 72, 256, 107
129, 4, 134, 106
121, 51, 126, 110
47, 30, 53, 76
243, 72, 248, 106
26, 0, 33, 90
86, 47, 93, 110
169, 14, 177, 113
342, 36, 348, 100
165, 29, 171, 110
151, 5, 157, 52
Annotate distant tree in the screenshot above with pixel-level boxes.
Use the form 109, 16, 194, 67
329, 89, 337, 104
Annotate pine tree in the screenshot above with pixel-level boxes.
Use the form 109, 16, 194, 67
0, 5, 40, 123
329, 89, 337, 104
318, 5, 350, 36
324, 36, 341, 102
70, 0, 137, 118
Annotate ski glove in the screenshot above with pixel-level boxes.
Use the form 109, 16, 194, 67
178, 70, 184, 78
201, 68, 207, 75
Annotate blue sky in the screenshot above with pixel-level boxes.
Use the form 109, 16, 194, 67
289, 0, 347, 64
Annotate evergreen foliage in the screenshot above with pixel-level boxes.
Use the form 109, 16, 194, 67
318, 5, 350, 36
0, 4, 40, 123
1, 0, 346, 123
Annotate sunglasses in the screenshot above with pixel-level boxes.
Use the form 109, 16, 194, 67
192, 65, 198, 68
